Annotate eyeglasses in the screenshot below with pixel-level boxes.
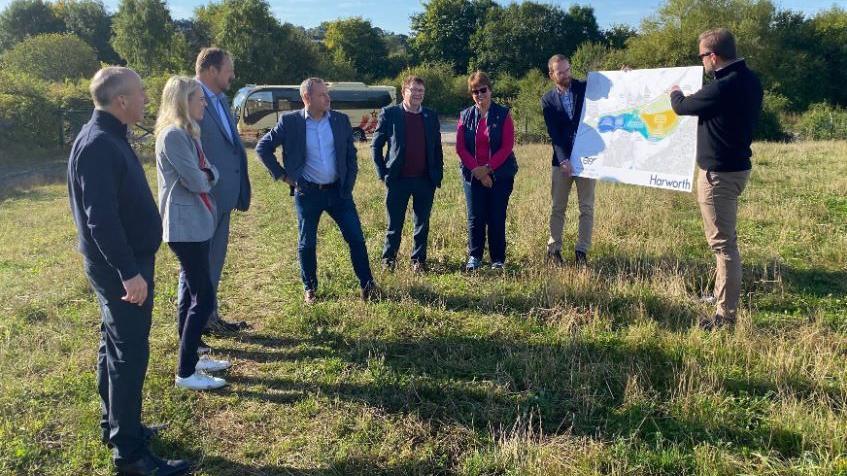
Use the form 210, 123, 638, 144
698, 51, 713, 59
471, 87, 489, 96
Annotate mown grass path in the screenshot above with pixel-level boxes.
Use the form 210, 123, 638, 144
1, 142, 846, 475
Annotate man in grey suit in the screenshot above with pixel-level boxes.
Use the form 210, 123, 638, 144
256, 77, 377, 304
193, 47, 252, 334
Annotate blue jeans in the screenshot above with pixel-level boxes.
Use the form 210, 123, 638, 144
295, 186, 373, 291
382, 177, 436, 263
85, 255, 154, 465
463, 176, 514, 263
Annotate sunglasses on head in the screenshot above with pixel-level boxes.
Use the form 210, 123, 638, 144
471, 87, 489, 96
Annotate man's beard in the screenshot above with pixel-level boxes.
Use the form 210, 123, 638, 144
558, 78, 571, 89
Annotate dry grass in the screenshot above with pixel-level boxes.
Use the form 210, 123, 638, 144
1, 141, 845, 475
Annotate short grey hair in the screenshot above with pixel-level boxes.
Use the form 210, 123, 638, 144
300, 77, 325, 97
90, 66, 140, 107
699, 28, 737, 60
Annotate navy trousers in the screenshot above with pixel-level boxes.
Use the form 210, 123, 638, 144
463, 176, 514, 263
86, 255, 154, 465
169, 241, 214, 378
382, 177, 436, 264
294, 186, 373, 291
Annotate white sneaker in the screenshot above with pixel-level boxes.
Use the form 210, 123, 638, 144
195, 355, 231, 372
175, 371, 227, 390
491, 261, 504, 270
465, 256, 482, 271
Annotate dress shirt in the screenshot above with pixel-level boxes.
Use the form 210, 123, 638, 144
199, 81, 234, 142
302, 109, 338, 184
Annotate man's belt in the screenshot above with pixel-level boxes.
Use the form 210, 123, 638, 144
297, 180, 339, 191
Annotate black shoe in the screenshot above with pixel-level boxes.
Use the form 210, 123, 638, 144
102, 423, 168, 447
361, 281, 381, 302
411, 260, 427, 273
699, 314, 736, 331
574, 250, 588, 266
381, 258, 396, 272
546, 250, 564, 266
203, 318, 245, 336
115, 452, 191, 476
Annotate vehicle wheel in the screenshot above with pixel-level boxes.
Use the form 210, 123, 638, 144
352, 128, 366, 142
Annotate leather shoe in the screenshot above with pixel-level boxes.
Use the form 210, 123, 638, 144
115, 451, 191, 476
203, 318, 242, 336
304, 289, 317, 305
575, 250, 589, 266
361, 281, 381, 302
545, 250, 564, 266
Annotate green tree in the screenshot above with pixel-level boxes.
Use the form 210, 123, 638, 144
111, 0, 186, 75
1, 33, 98, 81
197, 0, 322, 88
410, 0, 495, 74
0, 0, 64, 51
470, 2, 601, 77
810, 7, 847, 106
570, 41, 612, 78
324, 17, 389, 81
54, 0, 120, 63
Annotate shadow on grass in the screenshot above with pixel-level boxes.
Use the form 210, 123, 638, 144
224, 331, 806, 460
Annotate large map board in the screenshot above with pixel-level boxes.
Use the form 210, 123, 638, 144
570, 66, 703, 192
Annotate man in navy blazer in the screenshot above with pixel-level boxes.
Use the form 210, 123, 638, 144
542, 54, 595, 266
371, 75, 444, 272
194, 47, 252, 335
256, 77, 377, 303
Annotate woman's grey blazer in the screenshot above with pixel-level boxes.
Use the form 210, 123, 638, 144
156, 125, 220, 243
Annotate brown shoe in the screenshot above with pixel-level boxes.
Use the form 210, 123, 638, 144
361, 281, 380, 302
411, 260, 427, 273
304, 289, 317, 305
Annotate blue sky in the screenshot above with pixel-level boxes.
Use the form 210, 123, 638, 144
1, 0, 843, 33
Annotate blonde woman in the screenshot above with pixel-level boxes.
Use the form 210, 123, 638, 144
155, 76, 229, 391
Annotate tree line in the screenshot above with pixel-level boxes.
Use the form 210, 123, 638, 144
1, 0, 846, 148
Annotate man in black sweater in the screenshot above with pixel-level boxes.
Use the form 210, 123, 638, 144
68, 67, 190, 475
670, 28, 763, 330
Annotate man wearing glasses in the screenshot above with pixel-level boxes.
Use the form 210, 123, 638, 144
542, 54, 593, 266
670, 28, 763, 330
371, 75, 444, 273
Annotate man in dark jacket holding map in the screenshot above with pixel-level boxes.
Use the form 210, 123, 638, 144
671, 28, 763, 330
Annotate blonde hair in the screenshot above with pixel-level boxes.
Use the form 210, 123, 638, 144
155, 76, 202, 139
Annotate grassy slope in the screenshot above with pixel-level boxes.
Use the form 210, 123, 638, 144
0, 141, 845, 475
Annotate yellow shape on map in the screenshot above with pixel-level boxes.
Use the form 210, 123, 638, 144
639, 109, 679, 138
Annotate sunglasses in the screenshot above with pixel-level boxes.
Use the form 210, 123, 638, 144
471, 87, 489, 96
698, 51, 713, 59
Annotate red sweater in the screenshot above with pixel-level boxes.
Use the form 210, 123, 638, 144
401, 110, 427, 177
456, 112, 515, 171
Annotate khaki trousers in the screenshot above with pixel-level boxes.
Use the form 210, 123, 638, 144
696, 167, 751, 319
548, 166, 596, 254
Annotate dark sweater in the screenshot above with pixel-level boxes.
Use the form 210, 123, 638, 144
670, 59, 763, 172
67, 110, 162, 281
401, 111, 427, 177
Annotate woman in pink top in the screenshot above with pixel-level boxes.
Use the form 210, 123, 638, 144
456, 71, 518, 271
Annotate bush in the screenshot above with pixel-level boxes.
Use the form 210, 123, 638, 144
510, 69, 551, 143
755, 91, 790, 141
795, 103, 847, 141
0, 92, 61, 148
394, 62, 469, 116
0, 33, 98, 82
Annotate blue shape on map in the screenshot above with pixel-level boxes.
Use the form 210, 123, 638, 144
598, 112, 650, 140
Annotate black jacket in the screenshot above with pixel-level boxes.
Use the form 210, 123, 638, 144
671, 59, 763, 172
67, 110, 162, 281
370, 104, 444, 187
541, 79, 587, 166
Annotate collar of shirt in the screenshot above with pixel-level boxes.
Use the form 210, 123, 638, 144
401, 103, 422, 114
92, 109, 129, 138
715, 57, 744, 73
556, 84, 571, 95
197, 80, 219, 101
303, 108, 331, 122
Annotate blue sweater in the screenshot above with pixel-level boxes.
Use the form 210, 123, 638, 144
67, 110, 162, 280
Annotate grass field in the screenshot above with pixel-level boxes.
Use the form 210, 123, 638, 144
1, 141, 846, 475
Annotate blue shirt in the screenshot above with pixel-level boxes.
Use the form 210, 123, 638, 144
558, 86, 574, 120
199, 81, 234, 142
302, 109, 338, 184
